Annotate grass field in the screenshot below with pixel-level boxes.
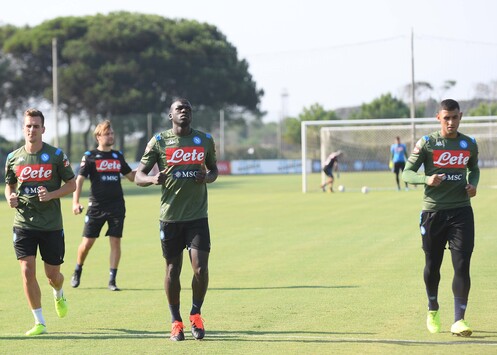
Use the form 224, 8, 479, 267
1, 171, 497, 354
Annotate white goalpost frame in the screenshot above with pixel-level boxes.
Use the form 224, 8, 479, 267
301, 116, 497, 193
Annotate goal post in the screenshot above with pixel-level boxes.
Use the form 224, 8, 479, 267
301, 116, 497, 193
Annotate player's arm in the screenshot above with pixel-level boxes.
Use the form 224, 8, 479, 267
135, 137, 164, 187
38, 177, 76, 202
4, 157, 19, 207
5, 183, 19, 208
195, 162, 218, 184
402, 138, 428, 185
72, 175, 86, 215
120, 154, 136, 182
195, 139, 218, 184
135, 162, 166, 187
466, 145, 480, 198
124, 170, 136, 182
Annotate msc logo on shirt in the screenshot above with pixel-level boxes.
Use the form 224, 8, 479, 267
101, 175, 120, 182
172, 170, 199, 179
166, 147, 205, 166
433, 150, 470, 168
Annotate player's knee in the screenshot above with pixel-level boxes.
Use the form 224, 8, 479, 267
193, 265, 208, 279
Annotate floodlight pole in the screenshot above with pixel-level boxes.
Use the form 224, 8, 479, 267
219, 109, 225, 160
410, 29, 416, 148
279, 89, 289, 159
52, 37, 59, 147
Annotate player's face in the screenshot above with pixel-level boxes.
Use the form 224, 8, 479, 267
437, 109, 462, 138
23, 115, 45, 144
98, 128, 115, 147
169, 101, 192, 128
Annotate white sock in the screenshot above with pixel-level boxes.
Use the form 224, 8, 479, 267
53, 288, 63, 299
32, 308, 46, 325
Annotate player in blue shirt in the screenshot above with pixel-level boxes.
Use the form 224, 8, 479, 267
390, 136, 409, 191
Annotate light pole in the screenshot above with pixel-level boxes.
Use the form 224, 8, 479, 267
52, 37, 59, 147
278, 88, 288, 158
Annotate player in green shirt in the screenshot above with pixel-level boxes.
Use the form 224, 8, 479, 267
135, 98, 218, 341
403, 99, 479, 337
4, 109, 76, 336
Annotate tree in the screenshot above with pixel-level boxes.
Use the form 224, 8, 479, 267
467, 102, 497, 116
0, 25, 35, 119
1, 12, 263, 156
284, 103, 339, 146
350, 93, 410, 119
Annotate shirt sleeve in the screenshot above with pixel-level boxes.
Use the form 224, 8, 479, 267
140, 136, 161, 170
402, 138, 428, 185
119, 152, 132, 175
467, 141, 480, 187
4, 153, 17, 185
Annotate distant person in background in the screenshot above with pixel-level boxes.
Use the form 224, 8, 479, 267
390, 136, 409, 191
321, 150, 342, 192
403, 99, 479, 337
71, 120, 135, 291
4, 108, 76, 336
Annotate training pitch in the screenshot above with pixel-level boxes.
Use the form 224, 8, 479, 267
1, 171, 497, 354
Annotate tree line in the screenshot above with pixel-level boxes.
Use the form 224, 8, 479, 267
1, 12, 496, 163
0, 12, 263, 160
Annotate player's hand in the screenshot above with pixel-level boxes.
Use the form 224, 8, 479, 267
7, 193, 18, 208
426, 173, 445, 187
73, 203, 84, 215
465, 184, 477, 198
195, 164, 207, 184
153, 169, 168, 185
37, 186, 52, 202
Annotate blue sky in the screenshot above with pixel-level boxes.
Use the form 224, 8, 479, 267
2, 0, 497, 124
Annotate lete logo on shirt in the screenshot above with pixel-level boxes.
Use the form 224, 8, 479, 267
166, 147, 205, 165
433, 150, 470, 168
96, 159, 121, 172
16, 164, 52, 182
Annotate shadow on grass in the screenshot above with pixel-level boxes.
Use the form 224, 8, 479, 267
70, 285, 359, 292
3, 328, 497, 345
208, 285, 359, 291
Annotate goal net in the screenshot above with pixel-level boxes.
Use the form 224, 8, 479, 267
301, 117, 497, 193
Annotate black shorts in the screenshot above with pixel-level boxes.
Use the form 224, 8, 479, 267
419, 206, 474, 255
393, 162, 406, 174
13, 227, 65, 265
159, 218, 211, 259
323, 166, 333, 178
83, 207, 125, 238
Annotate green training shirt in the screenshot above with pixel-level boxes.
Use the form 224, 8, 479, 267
402, 131, 479, 211
139, 128, 217, 222
5, 143, 75, 230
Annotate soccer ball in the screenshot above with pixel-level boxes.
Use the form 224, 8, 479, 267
361, 186, 369, 194
338, 185, 345, 192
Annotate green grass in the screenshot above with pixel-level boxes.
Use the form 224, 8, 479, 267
1, 171, 497, 354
